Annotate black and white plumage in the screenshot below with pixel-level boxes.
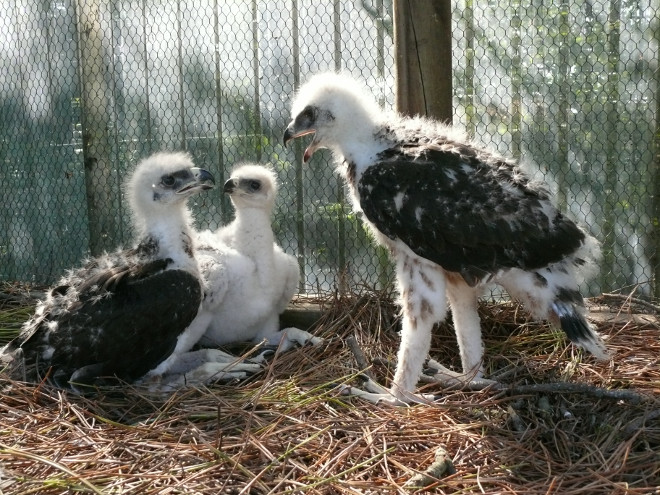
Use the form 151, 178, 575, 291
284, 73, 607, 404
0, 152, 216, 390
186, 164, 321, 360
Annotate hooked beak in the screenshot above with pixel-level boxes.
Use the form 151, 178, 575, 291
223, 178, 237, 194
283, 123, 318, 163
283, 124, 316, 146
283, 126, 295, 147
177, 167, 215, 194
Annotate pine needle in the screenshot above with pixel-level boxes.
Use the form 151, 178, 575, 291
0, 287, 658, 493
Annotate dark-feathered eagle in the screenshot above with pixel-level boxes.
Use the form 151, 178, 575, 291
0, 152, 217, 390
283, 73, 608, 404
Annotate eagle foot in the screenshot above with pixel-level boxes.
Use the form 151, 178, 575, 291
339, 377, 438, 406
423, 358, 497, 390
266, 327, 324, 351
141, 348, 263, 392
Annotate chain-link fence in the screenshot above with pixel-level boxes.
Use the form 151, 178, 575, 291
454, 0, 659, 299
1, 0, 658, 298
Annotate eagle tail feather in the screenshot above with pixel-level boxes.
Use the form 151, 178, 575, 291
552, 301, 609, 360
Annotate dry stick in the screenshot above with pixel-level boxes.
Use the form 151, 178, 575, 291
345, 335, 376, 381
496, 382, 652, 405
601, 293, 660, 314
422, 364, 656, 404
404, 445, 456, 489
345, 339, 655, 405
623, 408, 660, 437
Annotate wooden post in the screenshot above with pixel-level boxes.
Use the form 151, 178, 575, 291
393, 0, 453, 123
75, 0, 119, 255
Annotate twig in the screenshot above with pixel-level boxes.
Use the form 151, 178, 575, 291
0, 291, 43, 306
601, 293, 660, 314
404, 445, 455, 489
623, 408, 660, 437
0, 443, 104, 494
421, 372, 653, 404
497, 382, 653, 405
345, 335, 376, 381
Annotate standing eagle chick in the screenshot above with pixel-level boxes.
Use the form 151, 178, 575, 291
1, 152, 215, 390
284, 73, 607, 404
191, 164, 321, 356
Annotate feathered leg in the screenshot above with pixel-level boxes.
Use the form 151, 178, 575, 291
448, 282, 483, 376
250, 327, 324, 363
146, 310, 214, 377
425, 281, 496, 387
390, 257, 448, 399
140, 311, 263, 392
342, 256, 447, 405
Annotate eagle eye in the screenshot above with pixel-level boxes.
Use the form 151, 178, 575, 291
161, 175, 176, 187
248, 180, 261, 192
302, 106, 315, 118
297, 105, 317, 125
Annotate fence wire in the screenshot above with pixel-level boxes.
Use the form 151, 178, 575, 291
0, 0, 658, 298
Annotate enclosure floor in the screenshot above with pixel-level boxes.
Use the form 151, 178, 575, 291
1, 287, 659, 494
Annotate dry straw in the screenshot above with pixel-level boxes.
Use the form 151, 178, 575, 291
0, 284, 658, 494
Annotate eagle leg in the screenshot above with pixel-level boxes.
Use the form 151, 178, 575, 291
389, 256, 449, 401
245, 327, 324, 363
446, 280, 486, 378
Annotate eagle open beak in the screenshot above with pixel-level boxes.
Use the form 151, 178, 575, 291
283, 126, 295, 146
283, 124, 318, 163
283, 125, 316, 146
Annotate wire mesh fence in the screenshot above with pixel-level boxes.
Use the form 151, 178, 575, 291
0, 0, 658, 298
453, 0, 659, 299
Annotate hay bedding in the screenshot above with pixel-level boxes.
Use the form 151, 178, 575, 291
0, 284, 659, 494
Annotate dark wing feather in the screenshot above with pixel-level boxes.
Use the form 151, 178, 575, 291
358, 147, 585, 285
8, 262, 201, 387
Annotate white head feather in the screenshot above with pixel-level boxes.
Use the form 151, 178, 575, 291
225, 163, 278, 212
291, 72, 382, 126
125, 152, 195, 234
124, 151, 214, 270
213, 163, 277, 251
287, 72, 386, 167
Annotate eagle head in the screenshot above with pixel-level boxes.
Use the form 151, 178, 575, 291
126, 151, 215, 222
283, 72, 381, 163
223, 164, 277, 211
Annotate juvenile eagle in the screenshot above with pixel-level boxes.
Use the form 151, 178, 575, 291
1, 152, 219, 390
283, 73, 607, 404
188, 164, 321, 359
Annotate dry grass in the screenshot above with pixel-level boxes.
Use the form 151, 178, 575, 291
1, 285, 659, 494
